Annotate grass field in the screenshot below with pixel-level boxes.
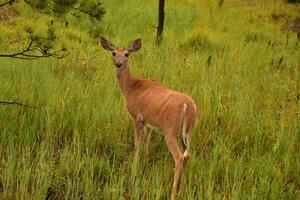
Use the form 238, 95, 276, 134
0, 0, 299, 199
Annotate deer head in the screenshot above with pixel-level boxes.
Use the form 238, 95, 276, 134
100, 37, 142, 69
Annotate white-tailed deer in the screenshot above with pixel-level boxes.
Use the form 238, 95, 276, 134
100, 37, 197, 200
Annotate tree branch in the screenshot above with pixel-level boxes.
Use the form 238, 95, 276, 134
23, 0, 42, 12
71, 2, 105, 20
0, 101, 36, 108
0, 30, 69, 60
0, 0, 14, 8
22, 0, 105, 21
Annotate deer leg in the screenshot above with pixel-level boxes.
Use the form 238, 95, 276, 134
134, 122, 142, 159
132, 120, 143, 178
182, 133, 191, 190
143, 127, 152, 163
165, 132, 183, 200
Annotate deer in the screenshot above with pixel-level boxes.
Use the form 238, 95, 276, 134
100, 37, 198, 200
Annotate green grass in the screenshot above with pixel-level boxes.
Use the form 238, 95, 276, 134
0, 0, 299, 199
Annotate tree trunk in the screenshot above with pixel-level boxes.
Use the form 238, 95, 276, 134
156, 0, 165, 45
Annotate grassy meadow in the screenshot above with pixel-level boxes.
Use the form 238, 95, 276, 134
0, 0, 299, 199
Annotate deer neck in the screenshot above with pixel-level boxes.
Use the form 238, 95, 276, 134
116, 63, 136, 96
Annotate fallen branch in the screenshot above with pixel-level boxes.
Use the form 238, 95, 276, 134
0, 101, 36, 108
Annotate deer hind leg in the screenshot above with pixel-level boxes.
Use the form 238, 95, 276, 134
181, 130, 191, 191
180, 103, 191, 169
182, 132, 191, 169
165, 131, 183, 200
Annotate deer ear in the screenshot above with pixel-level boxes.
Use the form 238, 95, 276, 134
100, 37, 115, 51
128, 38, 142, 53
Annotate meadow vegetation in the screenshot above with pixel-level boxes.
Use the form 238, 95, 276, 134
0, 0, 299, 199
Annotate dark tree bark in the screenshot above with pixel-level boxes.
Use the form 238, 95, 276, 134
156, 0, 165, 45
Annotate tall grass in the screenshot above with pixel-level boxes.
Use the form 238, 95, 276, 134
0, 0, 299, 199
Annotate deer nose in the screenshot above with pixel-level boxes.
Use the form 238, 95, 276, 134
116, 61, 123, 68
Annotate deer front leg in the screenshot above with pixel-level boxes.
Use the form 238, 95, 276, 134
132, 119, 143, 178
143, 127, 152, 164
134, 119, 143, 160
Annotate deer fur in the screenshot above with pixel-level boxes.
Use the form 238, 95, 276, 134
100, 37, 198, 200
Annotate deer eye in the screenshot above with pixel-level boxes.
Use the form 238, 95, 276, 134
124, 53, 129, 57
112, 52, 116, 56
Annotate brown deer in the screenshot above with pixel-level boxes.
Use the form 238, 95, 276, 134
100, 37, 198, 200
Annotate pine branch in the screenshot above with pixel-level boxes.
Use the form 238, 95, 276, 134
71, 2, 105, 20
0, 0, 15, 8
0, 30, 69, 60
